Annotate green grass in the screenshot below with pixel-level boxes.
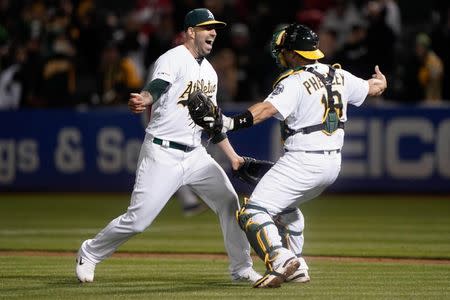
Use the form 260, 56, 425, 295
1, 193, 450, 299
1, 256, 449, 299
0, 194, 449, 258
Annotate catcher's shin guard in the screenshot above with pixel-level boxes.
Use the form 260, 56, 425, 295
236, 203, 283, 269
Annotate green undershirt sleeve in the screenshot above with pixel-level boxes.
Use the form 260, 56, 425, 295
142, 79, 170, 102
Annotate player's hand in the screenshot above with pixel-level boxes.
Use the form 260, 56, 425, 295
128, 92, 152, 114
231, 156, 245, 171
368, 65, 387, 96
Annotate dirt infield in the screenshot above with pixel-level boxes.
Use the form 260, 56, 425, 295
1, 250, 450, 265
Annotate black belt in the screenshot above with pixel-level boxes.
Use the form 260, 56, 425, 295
303, 149, 341, 154
152, 137, 195, 152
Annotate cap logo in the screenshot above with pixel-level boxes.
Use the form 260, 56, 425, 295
184, 8, 226, 29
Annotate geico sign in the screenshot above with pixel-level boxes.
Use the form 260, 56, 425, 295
342, 117, 450, 179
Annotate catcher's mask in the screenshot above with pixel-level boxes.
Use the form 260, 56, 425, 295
271, 23, 324, 68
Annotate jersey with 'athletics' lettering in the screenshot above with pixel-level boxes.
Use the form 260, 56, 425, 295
146, 45, 218, 146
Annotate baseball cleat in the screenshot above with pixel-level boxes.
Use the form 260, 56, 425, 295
76, 255, 96, 283
286, 257, 310, 283
253, 256, 300, 288
287, 269, 310, 283
231, 267, 263, 284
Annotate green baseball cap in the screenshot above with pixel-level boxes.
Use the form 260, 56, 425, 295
184, 8, 226, 29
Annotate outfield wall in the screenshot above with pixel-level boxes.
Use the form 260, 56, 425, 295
1, 106, 449, 193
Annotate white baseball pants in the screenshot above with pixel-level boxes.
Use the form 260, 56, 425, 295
79, 133, 252, 274
249, 150, 341, 255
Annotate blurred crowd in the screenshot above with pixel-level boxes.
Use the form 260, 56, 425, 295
0, 0, 448, 110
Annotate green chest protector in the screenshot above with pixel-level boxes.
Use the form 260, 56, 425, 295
280, 66, 344, 140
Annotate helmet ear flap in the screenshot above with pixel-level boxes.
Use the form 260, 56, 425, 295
271, 29, 288, 68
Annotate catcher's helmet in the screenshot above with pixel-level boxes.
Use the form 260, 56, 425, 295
271, 23, 324, 67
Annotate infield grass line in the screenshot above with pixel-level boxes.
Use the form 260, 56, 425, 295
1, 250, 450, 265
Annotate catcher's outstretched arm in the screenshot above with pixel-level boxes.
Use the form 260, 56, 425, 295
223, 102, 279, 131
248, 102, 278, 124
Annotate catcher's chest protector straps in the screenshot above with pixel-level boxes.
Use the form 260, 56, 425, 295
281, 65, 344, 140
236, 204, 282, 266
273, 67, 304, 89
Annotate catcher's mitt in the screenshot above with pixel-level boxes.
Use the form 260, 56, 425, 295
234, 156, 275, 185
187, 90, 222, 135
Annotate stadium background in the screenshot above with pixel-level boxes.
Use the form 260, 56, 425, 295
0, 0, 449, 193
0, 1, 449, 299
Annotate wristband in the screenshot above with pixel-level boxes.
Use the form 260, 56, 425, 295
232, 110, 254, 130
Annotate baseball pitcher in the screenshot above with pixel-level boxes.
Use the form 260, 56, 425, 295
75, 8, 261, 284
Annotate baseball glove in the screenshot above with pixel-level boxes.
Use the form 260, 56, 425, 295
187, 90, 222, 135
234, 157, 275, 185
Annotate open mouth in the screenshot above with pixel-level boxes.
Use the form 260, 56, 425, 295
205, 40, 213, 45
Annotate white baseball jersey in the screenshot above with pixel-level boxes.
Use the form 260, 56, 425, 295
78, 44, 254, 277
250, 62, 370, 214
146, 45, 218, 146
265, 63, 369, 151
